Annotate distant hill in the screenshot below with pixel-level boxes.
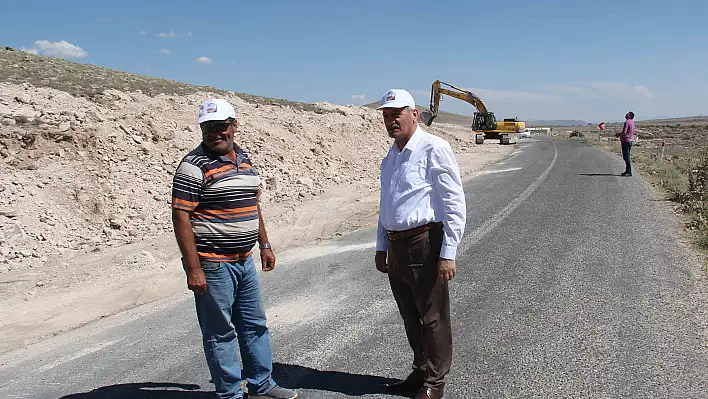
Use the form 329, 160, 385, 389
363, 101, 474, 127
638, 116, 708, 125
364, 102, 590, 128
0, 46, 333, 114
526, 120, 589, 127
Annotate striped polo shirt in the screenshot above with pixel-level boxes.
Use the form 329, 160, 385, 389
171, 143, 262, 262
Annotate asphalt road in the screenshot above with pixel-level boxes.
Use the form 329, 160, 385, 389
1, 137, 707, 399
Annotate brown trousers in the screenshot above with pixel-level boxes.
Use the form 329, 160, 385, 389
387, 222, 452, 387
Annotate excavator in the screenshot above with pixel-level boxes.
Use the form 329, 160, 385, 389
420, 80, 526, 145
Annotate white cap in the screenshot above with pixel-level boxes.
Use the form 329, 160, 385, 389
197, 98, 237, 124
377, 89, 416, 110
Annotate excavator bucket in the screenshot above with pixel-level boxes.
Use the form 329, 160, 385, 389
420, 109, 436, 126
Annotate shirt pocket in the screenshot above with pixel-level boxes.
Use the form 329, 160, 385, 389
180, 257, 221, 273
199, 260, 222, 272
405, 154, 428, 186
406, 231, 432, 266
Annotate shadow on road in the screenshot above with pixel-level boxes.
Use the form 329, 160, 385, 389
57, 364, 403, 398
59, 382, 213, 398
273, 362, 404, 396
578, 173, 624, 177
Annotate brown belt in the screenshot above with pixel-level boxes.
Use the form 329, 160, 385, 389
386, 222, 441, 241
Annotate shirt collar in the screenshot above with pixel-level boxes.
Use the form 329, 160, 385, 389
199, 142, 242, 164
394, 126, 423, 153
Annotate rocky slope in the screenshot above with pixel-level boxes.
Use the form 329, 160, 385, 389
0, 81, 475, 275
0, 49, 516, 352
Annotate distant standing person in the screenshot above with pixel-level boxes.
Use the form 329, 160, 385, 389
374, 89, 466, 399
620, 111, 635, 176
171, 98, 297, 399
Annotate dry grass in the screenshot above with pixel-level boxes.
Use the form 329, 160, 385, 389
640, 116, 708, 125
1, 48, 228, 98
0, 47, 339, 114
588, 131, 708, 251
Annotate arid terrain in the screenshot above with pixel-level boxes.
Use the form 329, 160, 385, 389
543, 115, 708, 257
551, 117, 708, 161
0, 48, 517, 353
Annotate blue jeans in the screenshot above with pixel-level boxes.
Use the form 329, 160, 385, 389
621, 141, 632, 174
193, 255, 276, 398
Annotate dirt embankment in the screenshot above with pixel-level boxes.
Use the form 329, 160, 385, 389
0, 73, 515, 354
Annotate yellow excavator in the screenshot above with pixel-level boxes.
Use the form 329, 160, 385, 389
420, 80, 526, 145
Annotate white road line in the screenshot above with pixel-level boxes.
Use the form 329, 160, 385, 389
277, 142, 555, 263
276, 242, 376, 263
475, 167, 523, 175
37, 339, 122, 372
458, 140, 558, 254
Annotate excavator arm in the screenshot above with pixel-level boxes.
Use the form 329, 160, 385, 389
421, 80, 497, 131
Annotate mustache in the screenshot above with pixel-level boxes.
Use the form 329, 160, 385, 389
387, 123, 401, 130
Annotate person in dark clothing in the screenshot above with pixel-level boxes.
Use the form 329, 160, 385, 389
620, 111, 636, 177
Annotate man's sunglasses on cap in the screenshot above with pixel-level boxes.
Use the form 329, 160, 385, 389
200, 118, 235, 135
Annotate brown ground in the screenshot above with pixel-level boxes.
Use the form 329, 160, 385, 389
0, 60, 515, 353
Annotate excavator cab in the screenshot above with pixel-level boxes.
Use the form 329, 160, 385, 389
423, 80, 524, 144
472, 112, 497, 131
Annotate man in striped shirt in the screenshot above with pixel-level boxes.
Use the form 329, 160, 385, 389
171, 98, 297, 399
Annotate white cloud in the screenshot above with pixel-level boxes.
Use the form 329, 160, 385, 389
633, 85, 654, 99
158, 31, 179, 38
20, 40, 88, 59
158, 48, 170, 55
586, 81, 655, 100
137, 30, 147, 36
401, 80, 665, 122
158, 31, 192, 38
545, 81, 655, 101
410, 86, 562, 105
544, 84, 585, 95
196, 56, 212, 64
469, 88, 564, 104
350, 94, 367, 105
20, 47, 38, 54
406, 89, 432, 104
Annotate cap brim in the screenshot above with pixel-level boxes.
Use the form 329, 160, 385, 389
377, 101, 414, 110
197, 114, 233, 124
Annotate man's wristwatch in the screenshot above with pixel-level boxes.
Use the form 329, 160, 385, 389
259, 242, 272, 250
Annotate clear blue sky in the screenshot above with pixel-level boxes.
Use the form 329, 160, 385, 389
2, 0, 706, 122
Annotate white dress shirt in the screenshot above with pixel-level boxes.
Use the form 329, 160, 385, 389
376, 126, 466, 260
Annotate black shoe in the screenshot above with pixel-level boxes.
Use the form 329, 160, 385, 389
414, 384, 445, 399
386, 371, 427, 394
621, 171, 632, 177
249, 385, 298, 399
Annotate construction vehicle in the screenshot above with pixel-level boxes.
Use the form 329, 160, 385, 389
420, 80, 526, 145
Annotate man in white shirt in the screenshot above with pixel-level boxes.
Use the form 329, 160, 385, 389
375, 89, 466, 399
